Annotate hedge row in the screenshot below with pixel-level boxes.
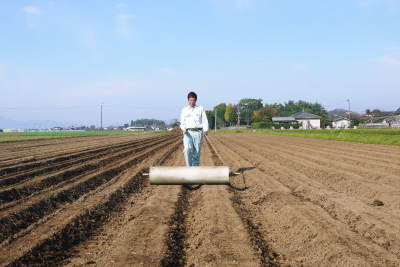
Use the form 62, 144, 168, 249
251, 122, 300, 129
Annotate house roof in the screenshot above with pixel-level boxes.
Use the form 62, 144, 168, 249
333, 117, 350, 122
272, 117, 296, 122
292, 111, 321, 119
126, 126, 146, 129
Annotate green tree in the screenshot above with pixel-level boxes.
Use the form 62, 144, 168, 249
237, 98, 263, 125
213, 103, 226, 128
265, 103, 284, 114
371, 109, 382, 117
224, 104, 234, 125
205, 110, 215, 130
232, 104, 241, 126
270, 100, 328, 118
351, 117, 360, 127
131, 119, 166, 128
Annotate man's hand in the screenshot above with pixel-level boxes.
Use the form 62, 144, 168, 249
203, 131, 208, 136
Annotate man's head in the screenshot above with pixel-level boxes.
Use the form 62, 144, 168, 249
187, 91, 197, 107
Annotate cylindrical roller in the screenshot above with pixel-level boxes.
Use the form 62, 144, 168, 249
149, 166, 229, 185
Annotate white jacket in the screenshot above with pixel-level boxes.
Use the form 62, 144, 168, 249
180, 105, 209, 133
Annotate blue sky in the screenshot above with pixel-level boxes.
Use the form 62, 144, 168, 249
1, 0, 399, 126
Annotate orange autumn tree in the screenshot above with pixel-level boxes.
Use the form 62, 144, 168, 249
252, 107, 279, 123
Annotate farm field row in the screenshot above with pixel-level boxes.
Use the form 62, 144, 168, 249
1, 133, 399, 266
222, 128, 400, 146
0, 130, 166, 143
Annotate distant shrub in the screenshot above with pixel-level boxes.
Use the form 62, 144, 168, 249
252, 122, 269, 129
251, 122, 299, 129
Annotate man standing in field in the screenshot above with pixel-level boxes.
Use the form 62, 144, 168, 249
180, 91, 209, 166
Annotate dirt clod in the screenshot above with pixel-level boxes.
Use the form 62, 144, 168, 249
372, 200, 384, 206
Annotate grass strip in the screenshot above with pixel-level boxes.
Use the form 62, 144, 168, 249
218, 128, 400, 146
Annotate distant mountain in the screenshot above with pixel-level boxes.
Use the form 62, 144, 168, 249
0, 117, 75, 129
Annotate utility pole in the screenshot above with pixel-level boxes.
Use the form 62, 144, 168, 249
100, 103, 103, 130
347, 99, 351, 120
347, 99, 351, 127
214, 109, 217, 132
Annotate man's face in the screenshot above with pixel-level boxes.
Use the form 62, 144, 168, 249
188, 97, 197, 107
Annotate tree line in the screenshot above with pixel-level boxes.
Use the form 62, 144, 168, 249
123, 119, 166, 128
122, 102, 400, 130
205, 99, 329, 129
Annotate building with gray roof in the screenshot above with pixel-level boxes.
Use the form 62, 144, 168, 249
272, 111, 321, 129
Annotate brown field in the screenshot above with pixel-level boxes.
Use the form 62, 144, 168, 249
1, 133, 400, 266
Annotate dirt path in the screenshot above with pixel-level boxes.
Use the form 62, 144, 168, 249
182, 140, 260, 266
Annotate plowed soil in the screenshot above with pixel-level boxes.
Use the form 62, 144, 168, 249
1, 132, 399, 266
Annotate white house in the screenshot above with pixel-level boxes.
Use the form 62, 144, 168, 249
272, 111, 321, 129
332, 117, 351, 129
292, 111, 321, 129
124, 126, 146, 131
2, 128, 24, 132
383, 115, 400, 128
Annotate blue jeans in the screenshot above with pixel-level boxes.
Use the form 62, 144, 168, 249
183, 130, 203, 166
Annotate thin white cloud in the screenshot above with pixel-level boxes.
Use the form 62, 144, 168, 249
292, 63, 310, 73
234, 0, 255, 8
358, 0, 400, 8
22, 6, 42, 29
375, 56, 400, 66
116, 13, 134, 38
374, 46, 400, 68
359, 0, 374, 8
384, 46, 400, 54
23, 6, 41, 15
212, 0, 259, 9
